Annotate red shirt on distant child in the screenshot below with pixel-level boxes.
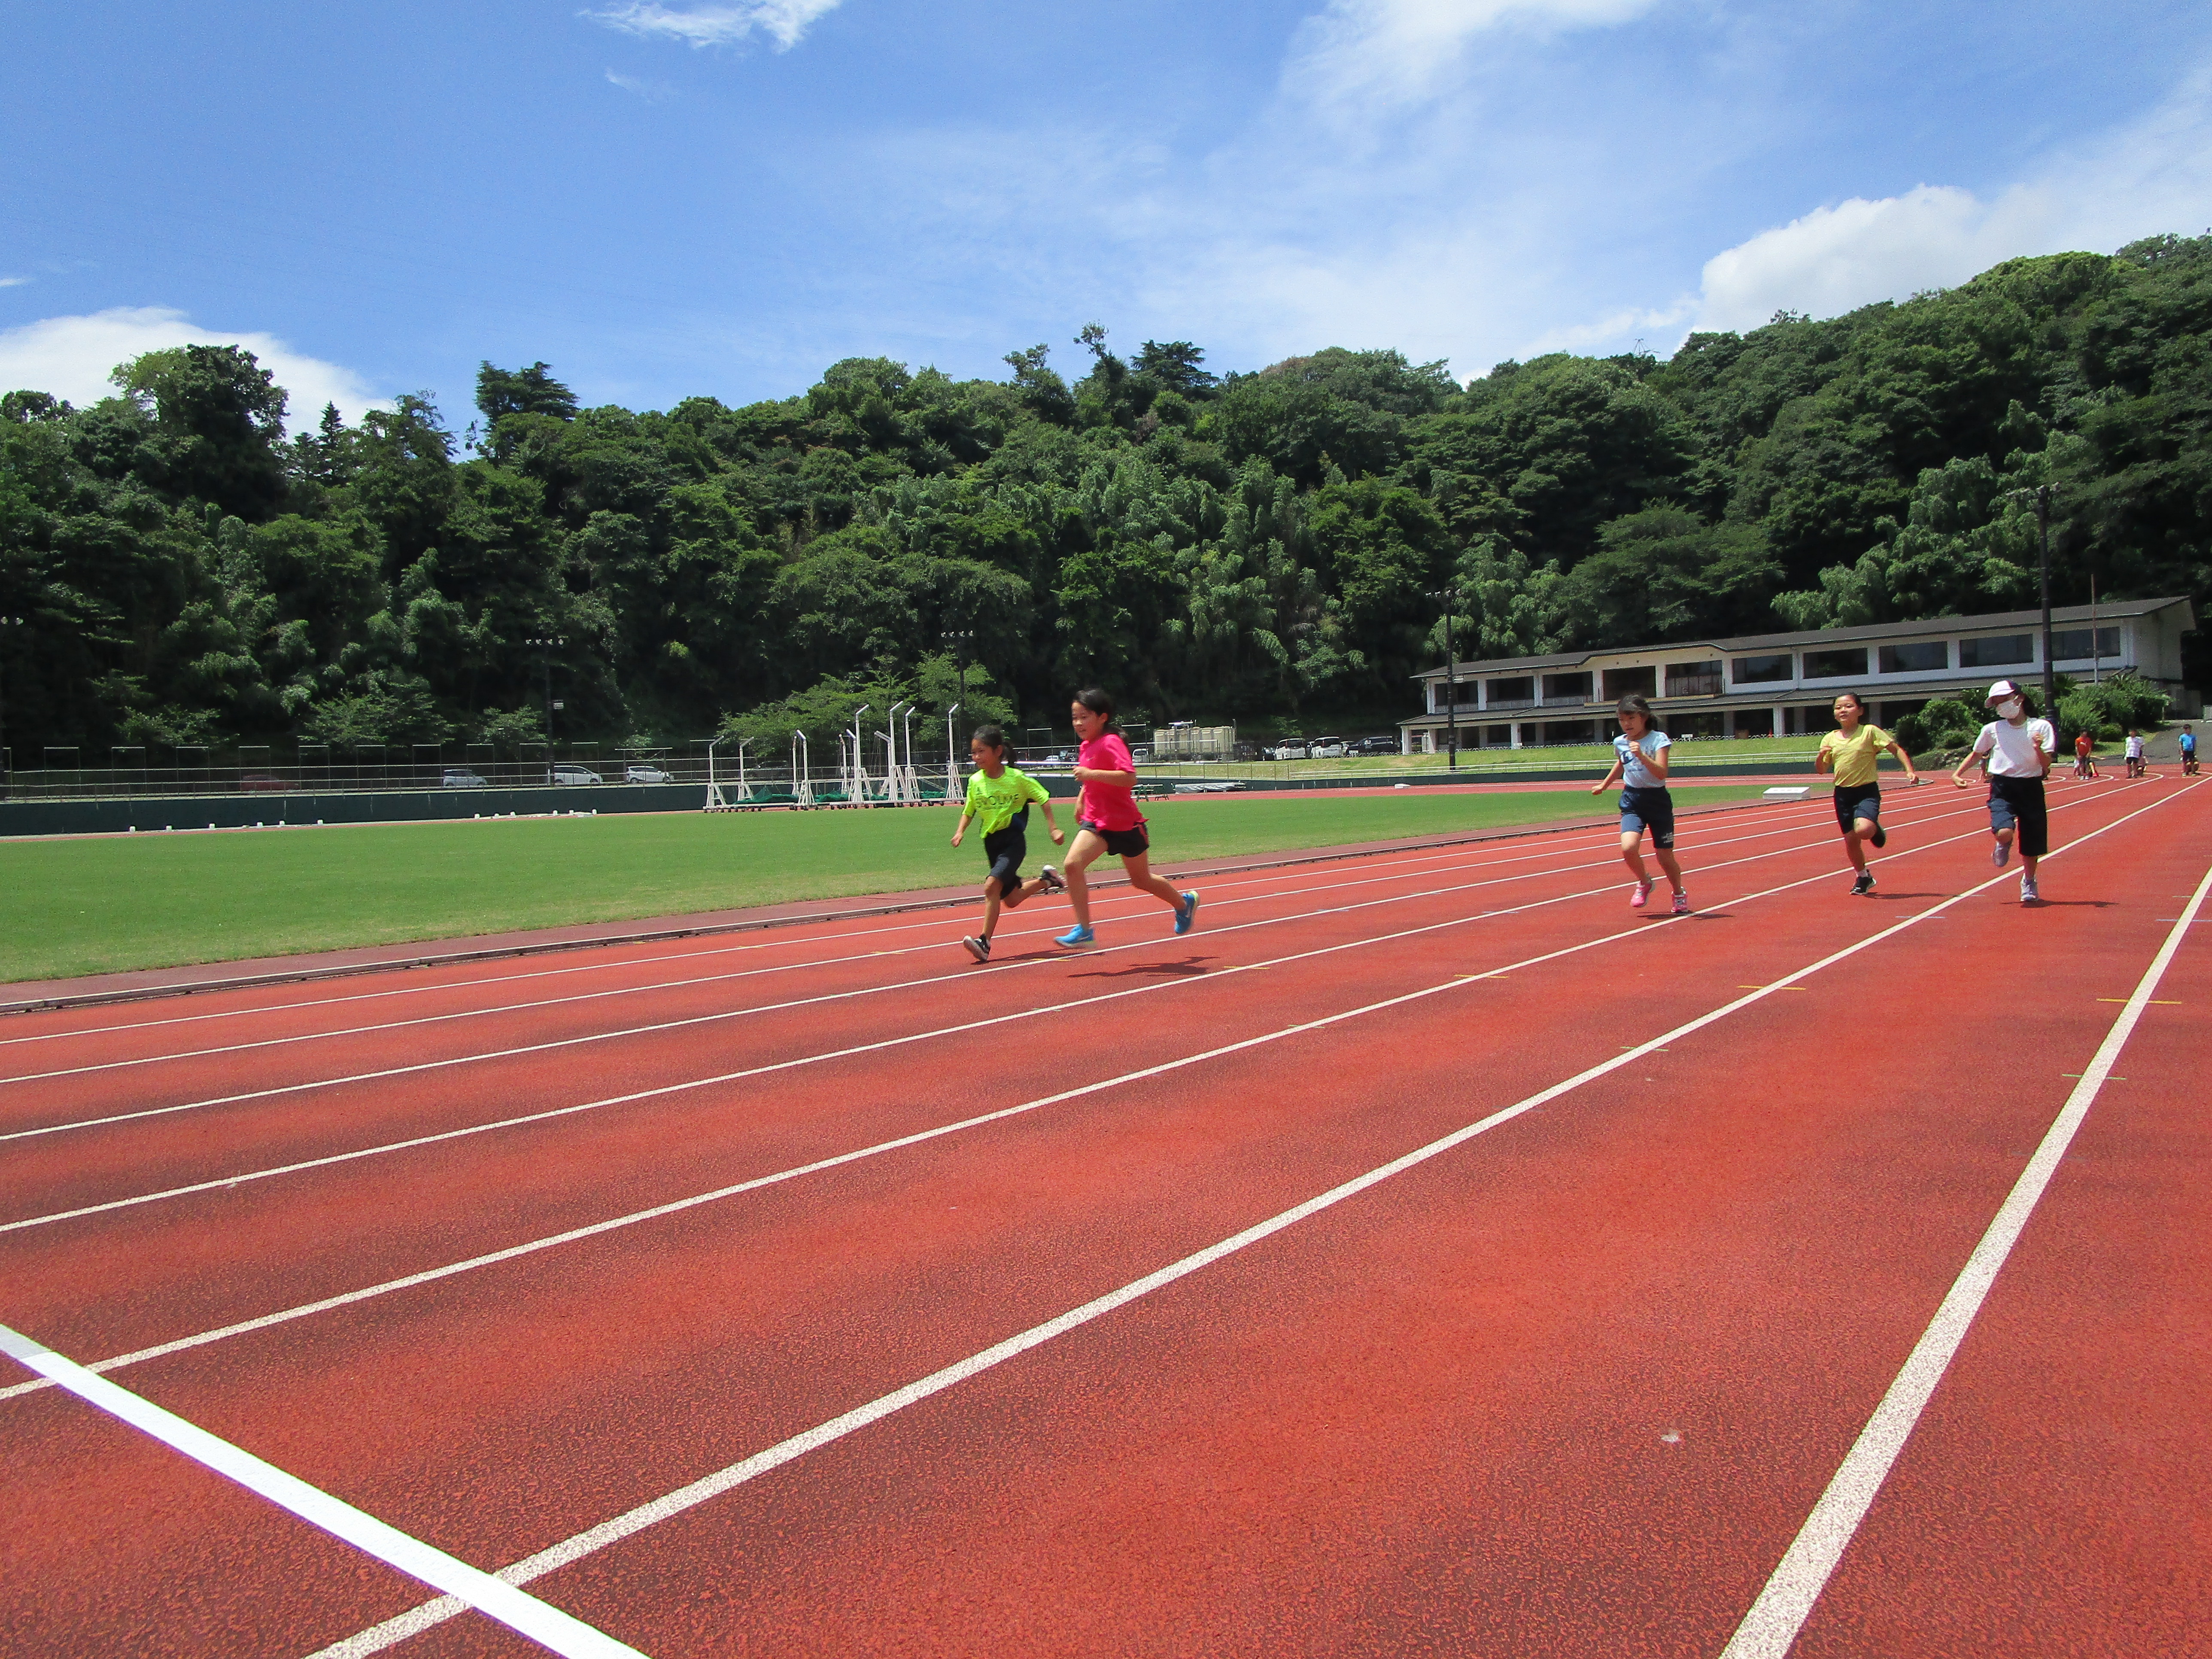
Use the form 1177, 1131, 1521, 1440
1076, 731, 1144, 832
2075, 732, 2093, 757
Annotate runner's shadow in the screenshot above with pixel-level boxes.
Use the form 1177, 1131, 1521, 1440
2021, 899, 2115, 909
1069, 955, 1213, 979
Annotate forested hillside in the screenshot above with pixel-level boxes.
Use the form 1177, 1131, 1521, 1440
2, 234, 2206, 757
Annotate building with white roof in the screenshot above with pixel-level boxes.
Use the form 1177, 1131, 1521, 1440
1399, 594, 2198, 753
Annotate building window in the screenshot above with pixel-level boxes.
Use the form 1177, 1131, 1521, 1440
1877, 641, 1947, 674
1537, 719, 1600, 746
1802, 646, 1869, 679
1432, 680, 1477, 710
1485, 676, 1535, 708
1732, 653, 1793, 684
1959, 634, 2033, 668
2049, 627, 2121, 662
1602, 665, 1656, 699
1541, 671, 1591, 704
1664, 660, 1723, 697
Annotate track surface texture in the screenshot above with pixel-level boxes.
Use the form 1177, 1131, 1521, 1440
5, 773, 2207, 1659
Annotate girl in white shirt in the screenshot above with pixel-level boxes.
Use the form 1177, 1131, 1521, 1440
1951, 679, 2053, 903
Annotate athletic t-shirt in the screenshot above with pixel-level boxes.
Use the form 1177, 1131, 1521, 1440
1613, 729, 1671, 790
1818, 724, 1893, 789
962, 766, 1048, 836
2075, 732, 2094, 757
2126, 734, 2145, 759
1972, 716, 2056, 778
2182, 732, 2197, 754
1076, 732, 1144, 831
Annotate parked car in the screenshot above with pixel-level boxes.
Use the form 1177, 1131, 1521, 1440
240, 773, 295, 793
440, 768, 489, 789
623, 763, 674, 784
1308, 736, 1348, 758
552, 764, 604, 786
1269, 740, 1310, 760
1349, 735, 1399, 755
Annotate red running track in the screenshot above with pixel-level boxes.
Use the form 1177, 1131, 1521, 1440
2, 776, 2206, 1658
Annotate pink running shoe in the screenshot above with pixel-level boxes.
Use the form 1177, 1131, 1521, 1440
1630, 878, 1654, 909
1671, 890, 1692, 915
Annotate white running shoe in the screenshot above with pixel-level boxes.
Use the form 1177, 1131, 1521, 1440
1992, 839, 2012, 869
961, 935, 990, 963
2020, 875, 2039, 904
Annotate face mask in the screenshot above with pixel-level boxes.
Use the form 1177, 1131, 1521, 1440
1996, 697, 2024, 719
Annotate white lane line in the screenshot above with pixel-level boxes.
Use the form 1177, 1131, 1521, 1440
0, 794, 2046, 1396
0, 791, 1846, 1056
0, 800, 1833, 1088
0, 801, 1840, 1084
1716, 856, 2212, 1659
302, 799, 2124, 1659
0, 1324, 647, 1659
0, 803, 1995, 1238
0, 796, 1912, 1147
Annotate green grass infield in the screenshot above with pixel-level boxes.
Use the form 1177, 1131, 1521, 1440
1, 784, 1783, 984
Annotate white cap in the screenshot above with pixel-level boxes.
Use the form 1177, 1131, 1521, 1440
1985, 679, 2023, 704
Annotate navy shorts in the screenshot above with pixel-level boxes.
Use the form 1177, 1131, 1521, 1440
1079, 819, 1150, 858
1833, 782, 1882, 833
1987, 775, 2048, 858
1620, 786, 1676, 850
982, 826, 1027, 892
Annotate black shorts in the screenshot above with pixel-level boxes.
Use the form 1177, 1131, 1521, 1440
1833, 782, 1882, 832
1079, 819, 1150, 858
1619, 786, 1675, 850
1987, 775, 2049, 858
982, 826, 1027, 891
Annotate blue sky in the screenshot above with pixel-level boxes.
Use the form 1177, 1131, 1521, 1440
4, 0, 2209, 429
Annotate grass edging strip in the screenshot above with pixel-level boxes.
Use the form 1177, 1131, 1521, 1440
0, 795, 1774, 1017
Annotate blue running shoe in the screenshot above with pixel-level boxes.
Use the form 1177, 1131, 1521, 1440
1055, 924, 1095, 947
1175, 891, 1200, 935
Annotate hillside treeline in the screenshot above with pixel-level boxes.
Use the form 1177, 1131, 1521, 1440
1, 234, 2206, 757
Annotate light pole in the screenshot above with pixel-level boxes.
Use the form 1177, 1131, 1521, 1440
524, 635, 565, 783
1427, 587, 1460, 771
887, 701, 911, 803
0, 615, 23, 796
850, 704, 869, 801
944, 702, 961, 799
942, 629, 974, 750
2005, 486, 2057, 718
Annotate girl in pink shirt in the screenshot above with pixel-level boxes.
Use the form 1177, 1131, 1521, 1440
1056, 687, 1199, 946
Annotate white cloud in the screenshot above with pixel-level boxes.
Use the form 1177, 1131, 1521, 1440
0, 276, 30, 289
605, 67, 676, 100
1691, 70, 2212, 334
585, 0, 842, 52
1286, 0, 1661, 112
0, 307, 384, 431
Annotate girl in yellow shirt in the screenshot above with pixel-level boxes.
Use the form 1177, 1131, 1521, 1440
1814, 691, 1920, 895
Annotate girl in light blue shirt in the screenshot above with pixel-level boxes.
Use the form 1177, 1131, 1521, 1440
1590, 693, 1689, 913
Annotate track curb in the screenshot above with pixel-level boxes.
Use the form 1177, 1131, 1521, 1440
0, 795, 1786, 1016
